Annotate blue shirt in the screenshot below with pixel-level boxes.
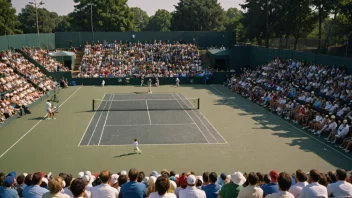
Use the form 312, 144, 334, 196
119, 181, 146, 198
261, 183, 278, 197
201, 184, 221, 198
22, 185, 48, 198
0, 186, 19, 198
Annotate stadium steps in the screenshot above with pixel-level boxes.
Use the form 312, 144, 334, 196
199, 50, 212, 68
72, 50, 84, 77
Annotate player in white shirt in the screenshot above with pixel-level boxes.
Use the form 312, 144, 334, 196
176, 78, 180, 87
44, 100, 56, 120
148, 79, 152, 93
155, 78, 159, 87
134, 139, 141, 154
101, 80, 105, 87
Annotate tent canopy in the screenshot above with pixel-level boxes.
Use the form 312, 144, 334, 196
50, 51, 75, 56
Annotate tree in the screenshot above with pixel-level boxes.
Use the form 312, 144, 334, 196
72, 0, 134, 32
0, 0, 21, 35
146, 9, 172, 31
55, 16, 72, 32
225, 8, 245, 42
18, 5, 60, 33
131, 7, 149, 31
171, 0, 226, 31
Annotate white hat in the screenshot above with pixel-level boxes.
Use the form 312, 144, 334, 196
82, 175, 90, 183
151, 171, 159, 178
41, 177, 48, 184
23, 173, 28, 177
187, 175, 196, 185
143, 177, 149, 184
78, 172, 84, 178
231, 172, 246, 185
120, 170, 127, 176
343, 119, 348, 124
84, 171, 92, 176
62, 180, 66, 188
196, 176, 203, 183
150, 176, 157, 183
110, 174, 119, 185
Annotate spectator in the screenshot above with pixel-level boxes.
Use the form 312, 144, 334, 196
218, 172, 245, 198
179, 175, 206, 198
119, 168, 146, 198
216, 173, 227, 187
90, 170, 119, 198
237, 172, 263, 198
118, 175, 128, 187
299, 169, 327, 198
266, 172, 294, 198
289, 170, 308, 198
42, 177, 69, 198
69, 178, 86, 198
22, 172, 49, 198
327, 169, 352, 197
201, 172, 221, 198
110, 174, 119, 190
149, 175, 176, 198
0, 175, 19, 198
201, 172, 209, 186
146, 176, 156, 197
318, 173, 329, 187
14, 174, 26, 197
262, 170, 279, 197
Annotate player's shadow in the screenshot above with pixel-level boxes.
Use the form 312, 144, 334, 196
28, 117, 45, 120
113, 152, 137, 158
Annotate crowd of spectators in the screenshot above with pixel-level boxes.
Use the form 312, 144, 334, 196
225, 58, 352, 153
22, 48, 69, 72
77, 41, 206, 78
0, 168, 351, 198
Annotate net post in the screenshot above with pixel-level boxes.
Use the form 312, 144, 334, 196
198, 98, 200, 109
92, 99, 95, 111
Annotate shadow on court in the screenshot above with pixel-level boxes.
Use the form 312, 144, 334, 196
28, 117, 44, 120
113, 153, 138, 158
189, 84, 352, 171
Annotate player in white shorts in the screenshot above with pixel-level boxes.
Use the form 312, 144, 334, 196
176, 78, 180, 87
133, 139, 141, 154
140, 76, 144, 87
148, 79, 152, 93
44, 100, 56, 120
101, 80, 105, 87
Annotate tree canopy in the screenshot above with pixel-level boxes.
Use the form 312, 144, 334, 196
0, 0, 21, 35
131, 7, 149, 31
146, 9, 172, 31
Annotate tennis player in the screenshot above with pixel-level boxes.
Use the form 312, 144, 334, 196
44, 100, 56, 120
148, 79, 152, 93
101, 80, 105, 87
134, 139, 141, 154
155, 77, 159, 87
176, 77, 180, 87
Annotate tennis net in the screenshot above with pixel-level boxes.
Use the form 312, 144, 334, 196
92, 98, 200, 111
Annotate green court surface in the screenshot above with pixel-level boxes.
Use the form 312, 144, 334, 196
0, 84, 351, 175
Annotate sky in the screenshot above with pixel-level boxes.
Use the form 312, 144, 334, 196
12, 0, 245, 16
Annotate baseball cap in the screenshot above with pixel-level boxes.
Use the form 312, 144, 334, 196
151, 171, 159, 178
120, 170, 127, 176
78, 172, 84, 178
4, 176, 15, 187
82, 175, 90, 183
187, 175, 196, 185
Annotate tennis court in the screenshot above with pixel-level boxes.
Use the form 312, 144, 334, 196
79, 93, 226, 146
0, 85, 351, 174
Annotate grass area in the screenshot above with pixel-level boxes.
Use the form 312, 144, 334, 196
0, 84, 350, 175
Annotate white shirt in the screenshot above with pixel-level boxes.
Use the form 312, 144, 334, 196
90, 183, 119, 198
237, 185, 263, 198
337, 124, 350, 137
179, 186, 206, 198
149, 192, 177, 198
328, 122, 337, 130
327, 180, 352, 197
133, 141, 138, 148
46, 102, 52, 110
266, 191, 294, 198
289, 181, 308, 198
299, 182, 327, 198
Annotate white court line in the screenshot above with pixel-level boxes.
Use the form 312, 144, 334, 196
171, 93, 210, 143
98, 95, 114, 145
79, 142, 228, 147
210, 85, 352, 161
176, 93, 218, 143
145, 100, 152, 125
0, 86, 82, 158
87, 94, 112, 146
105, 123, 196, 127
78, 93, 106, 146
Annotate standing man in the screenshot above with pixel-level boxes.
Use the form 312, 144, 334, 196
140, 75, 144, 87
134, 139, 142, 154
155, 78, 159, 87
148, 79, 152, 94
176, 78, 180, 88
44, 100, 56, 120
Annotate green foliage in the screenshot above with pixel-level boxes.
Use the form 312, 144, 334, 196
171, 0, 226, 31
18, 5, 59, 33
55, 16, 73, 32
225, 8, 245, 41
146, 9, 172, 31
131, 7, 149, 31
72, 0, 134, 32
0, 0, 21, 35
